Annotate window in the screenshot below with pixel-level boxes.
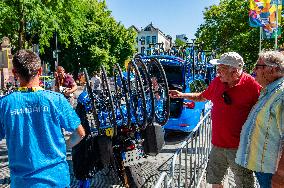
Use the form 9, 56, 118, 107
146, 47, 151, 55
152, 36, 157, 44
146, 36, 151, 45
140, 36, 145, 45
141, 47, 145, 55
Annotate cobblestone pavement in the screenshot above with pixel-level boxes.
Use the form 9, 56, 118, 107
0, 133, 184, 188
0, 140, 10, 188
0, 134, 259, 188
0, 88, 255, 188
0, 87, 179, 188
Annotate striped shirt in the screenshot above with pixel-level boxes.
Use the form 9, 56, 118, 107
236, 77, 284, 173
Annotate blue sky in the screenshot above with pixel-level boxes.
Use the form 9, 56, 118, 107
105, 0, 220, 40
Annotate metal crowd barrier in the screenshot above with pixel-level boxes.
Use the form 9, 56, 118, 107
154, 110, 212, 188
154, 109, 261, 188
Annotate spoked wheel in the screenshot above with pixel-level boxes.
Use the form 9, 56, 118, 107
134, 57, 155, 125
95, 66, 116, 135
146, 58, 170, 126
127, 60, 147, 129
80, 68, 101, 134
112, 63, 131, 132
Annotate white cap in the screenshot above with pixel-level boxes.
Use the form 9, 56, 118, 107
209, 52, 244, 69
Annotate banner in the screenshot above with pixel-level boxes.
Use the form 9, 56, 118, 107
249, 0, 282, 38
263, 0, 282, 38
262, 27, 282, 38
249, 0, 282, 27
249, 0, 270, 27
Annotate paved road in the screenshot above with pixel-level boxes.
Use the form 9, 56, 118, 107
0, 130, 189, 188
0, 87, 243, 188
0, 86, 184, 187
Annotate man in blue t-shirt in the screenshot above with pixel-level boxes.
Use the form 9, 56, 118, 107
0, 50, 85, 188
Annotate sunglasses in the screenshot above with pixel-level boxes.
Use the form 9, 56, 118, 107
255, 64, 267, 69
222, 91, 232, 105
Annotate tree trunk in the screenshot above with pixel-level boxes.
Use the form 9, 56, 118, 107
17, 0, 24, 49
18, 18, 24, 49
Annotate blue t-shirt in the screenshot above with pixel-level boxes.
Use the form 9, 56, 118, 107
0, 90, 81, 188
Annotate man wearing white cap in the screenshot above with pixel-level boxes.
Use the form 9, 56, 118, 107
169, 52, 262, 187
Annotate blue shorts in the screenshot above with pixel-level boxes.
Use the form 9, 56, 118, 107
255, 171, 273, 188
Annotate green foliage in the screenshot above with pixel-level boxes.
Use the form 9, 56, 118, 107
0, 0, 86, 50
59, 0, 136, 75
175, 38, 186, 47
195, 0, 281, 73
0, 0, 136, 76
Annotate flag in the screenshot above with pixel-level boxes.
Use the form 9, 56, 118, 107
262, 27, 282, 39
249, 0, 282, 38
249, 0, 282, 27
249, 0, 270, 27
262, 0, 282, 38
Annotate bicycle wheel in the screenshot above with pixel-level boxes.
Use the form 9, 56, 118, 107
82, 68, 101, 134
95, 66, 116, 135
113, 63, 131, 132
134, 57, 155, 125
146, 58, 170, 126
127, 60, 147, 130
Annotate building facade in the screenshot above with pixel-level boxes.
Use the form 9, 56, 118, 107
0, 37, 13, 89
134, 23, 172, 55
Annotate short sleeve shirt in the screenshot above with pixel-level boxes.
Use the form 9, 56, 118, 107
236, 77, 284, 173
56, 74, 75, 89
201, 73, 261, 148
0, 90, 81, 187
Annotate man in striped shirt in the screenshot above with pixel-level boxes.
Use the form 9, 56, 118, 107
236, 50, 284, 187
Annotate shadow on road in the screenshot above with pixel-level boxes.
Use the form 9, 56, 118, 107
165, 131, 190, 145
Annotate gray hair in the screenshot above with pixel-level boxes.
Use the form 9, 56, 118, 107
258, 50, 284, 74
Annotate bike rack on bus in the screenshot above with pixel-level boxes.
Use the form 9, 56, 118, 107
74, 57, 170, 187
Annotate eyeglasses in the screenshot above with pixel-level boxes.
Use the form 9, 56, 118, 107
254, 64, 267, 69
222, 91, 232, 105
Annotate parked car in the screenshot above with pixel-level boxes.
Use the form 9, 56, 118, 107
141, 55, 216, 132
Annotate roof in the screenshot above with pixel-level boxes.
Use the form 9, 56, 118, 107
129, 25, 140, 32
142, 23, 167, 38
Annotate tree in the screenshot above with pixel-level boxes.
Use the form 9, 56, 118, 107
58, 0, 136, 75
175, 38, 186, 47
0, 0, 136, 75
195, 0, 282, 72
0, 0, 86, 51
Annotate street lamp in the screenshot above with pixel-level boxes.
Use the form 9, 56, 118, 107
53, 30, 61, 68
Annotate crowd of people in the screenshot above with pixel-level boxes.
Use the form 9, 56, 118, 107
0, 48, 283, 187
